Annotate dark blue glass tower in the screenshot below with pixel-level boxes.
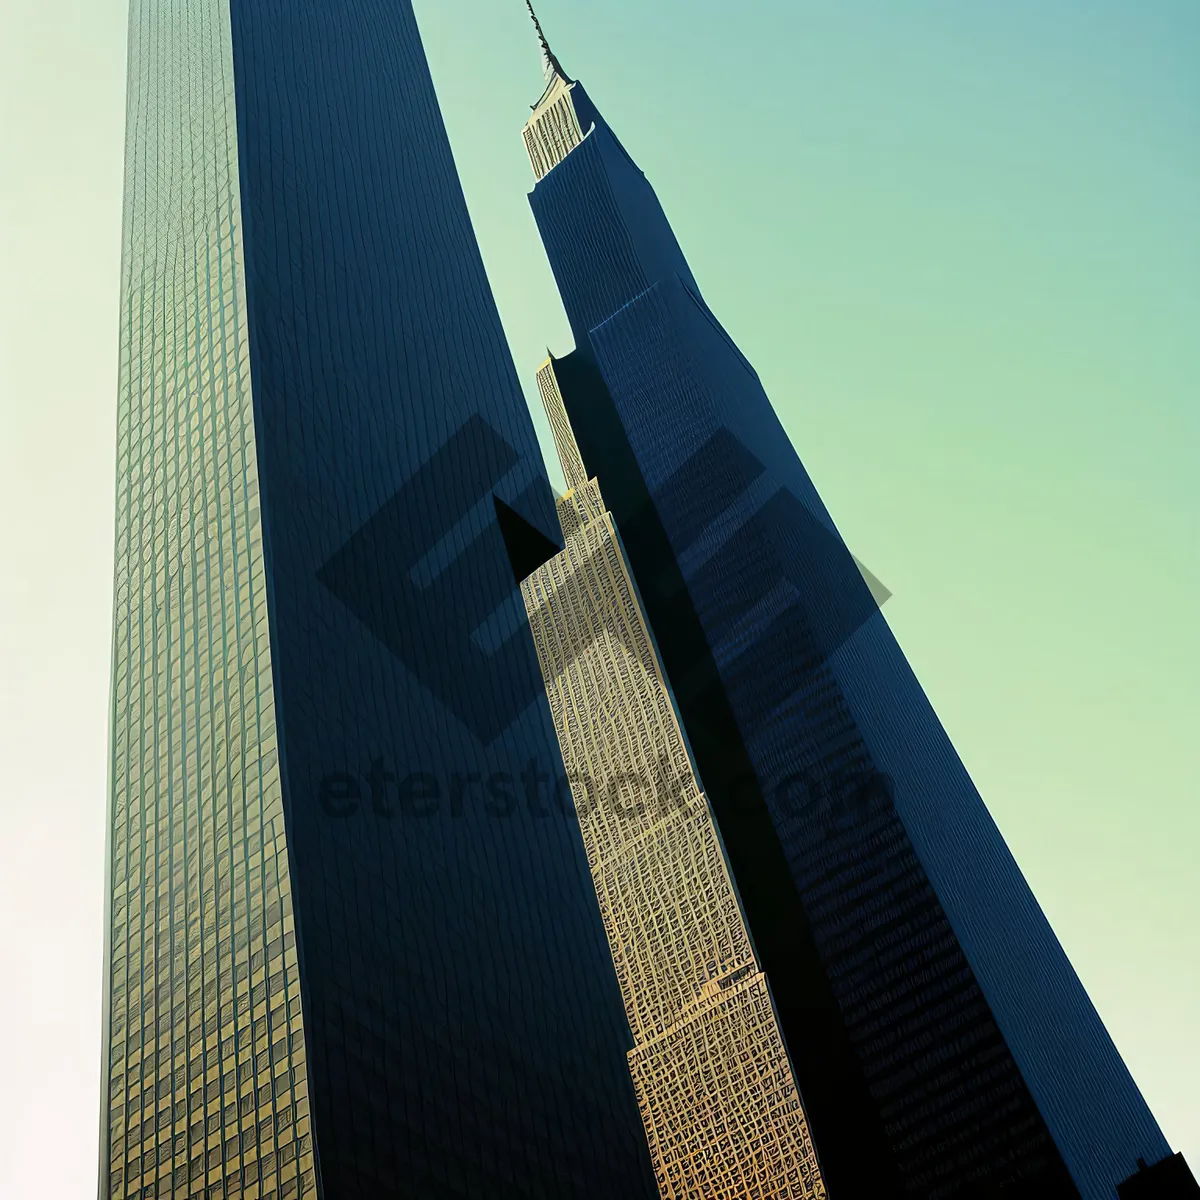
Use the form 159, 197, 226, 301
228, 6, 661, 1196
521, 25, 1176, 1200
101, 2, 655, 1198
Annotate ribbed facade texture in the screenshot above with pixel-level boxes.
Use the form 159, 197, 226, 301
521, 362, 825, 1200
102, 3, 659, 1197
523, 74, 584, 182
523, 47, 1173, 1200
102, 3, 314, 1196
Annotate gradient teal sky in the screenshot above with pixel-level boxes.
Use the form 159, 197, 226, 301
0, 2, 1195, 1194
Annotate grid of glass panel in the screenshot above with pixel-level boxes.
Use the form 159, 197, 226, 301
630, 975, 825, 1200
102, 3, 314, 1196
520, 363, 825, 1200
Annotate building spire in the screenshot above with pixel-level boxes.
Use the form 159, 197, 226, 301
526, 1, 569, 85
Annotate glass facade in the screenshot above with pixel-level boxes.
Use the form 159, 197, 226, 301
523, 48, 1173, 1200
102, 3, 657, 1197
102, 3, 313, 1197
521, 361, 825, 1200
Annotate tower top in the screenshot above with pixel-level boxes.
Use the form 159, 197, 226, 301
520, 2, 588, 179
526, 1, 570, 88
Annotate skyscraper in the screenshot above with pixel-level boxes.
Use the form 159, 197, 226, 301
520, 9, 1178, 1199
520, 359, 826, 1200
100, 3, 656, 1197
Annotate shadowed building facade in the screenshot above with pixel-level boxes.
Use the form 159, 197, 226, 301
99, 2, 658, 1197
518, 359, 826, 1200
519, 9, 1177, 1200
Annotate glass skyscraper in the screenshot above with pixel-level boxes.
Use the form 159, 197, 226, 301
521, 13, 1177, 1200
100, 3, 657, 1197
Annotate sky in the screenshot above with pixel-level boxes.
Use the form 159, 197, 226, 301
0, 1, 1196, 1195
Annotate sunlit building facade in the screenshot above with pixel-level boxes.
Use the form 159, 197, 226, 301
100, 3, 659, 1198
521, 359, 825, 1200
520, 9, 1176, 1200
